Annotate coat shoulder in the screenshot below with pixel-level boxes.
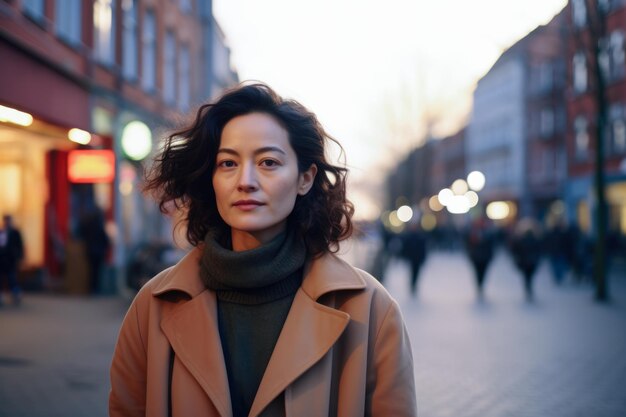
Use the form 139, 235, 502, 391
327, 260, 399, 317
353, 267, 395, 302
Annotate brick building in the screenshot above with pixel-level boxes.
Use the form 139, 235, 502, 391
0, 0, 237, 291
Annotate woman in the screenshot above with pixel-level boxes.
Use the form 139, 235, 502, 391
109, 83, 417, 417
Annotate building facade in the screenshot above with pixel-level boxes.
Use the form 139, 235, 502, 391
525, 10, 568, 222
465, 42, 528, 221
0, 0, 237, 292
565, 0, 626, 234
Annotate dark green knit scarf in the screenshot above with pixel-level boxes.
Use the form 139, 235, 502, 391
199, 227, 307, 304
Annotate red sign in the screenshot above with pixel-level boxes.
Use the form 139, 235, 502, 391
68, 150, 115, 183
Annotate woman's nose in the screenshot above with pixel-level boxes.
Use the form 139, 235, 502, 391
237, 164, 258, 192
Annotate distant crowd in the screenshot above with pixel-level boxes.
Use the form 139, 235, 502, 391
368, 217, 625, 302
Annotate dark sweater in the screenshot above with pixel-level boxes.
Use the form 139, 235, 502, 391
199, 228, 306, 417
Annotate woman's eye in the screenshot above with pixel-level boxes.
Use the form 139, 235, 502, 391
260, 159, 279, 167
218, 160, 236, 168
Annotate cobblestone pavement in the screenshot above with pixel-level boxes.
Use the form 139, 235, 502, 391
0, 247, 625, 417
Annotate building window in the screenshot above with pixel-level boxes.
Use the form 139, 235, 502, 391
572, 0, 587, 28
613, 120, 626, 153
122, 0, 138, 80
539, 62, 553, 92
598, 0, 612, 13
609, 31, 625, 79
556, 147, 567, 181
94, 0, 115, 65
574, 116, 589, 159
609, 104, 626, 154
180, 0, 193, 13
540, 108, 554, 138
141, 10, 157, 92
544, 149, 553, 179
573, 52, 587, 93
555, 106, 567, 133
163, 31, 177, 104
178, 45, 191, 111
55, 0, 82, 45
22, 0, 44, 21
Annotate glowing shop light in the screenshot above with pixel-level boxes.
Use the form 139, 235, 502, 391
67, 150, 115, 183
68, 128, 92, 145
467, 171, 486, 192
397, 205, 413, 223
438, 188, 453, 206
0, 104, 33, 126
486, 201, 510, 220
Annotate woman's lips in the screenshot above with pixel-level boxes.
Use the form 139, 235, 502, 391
233, 200, 264, 211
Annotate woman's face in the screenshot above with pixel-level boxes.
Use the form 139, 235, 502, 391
212, 112, 316, 249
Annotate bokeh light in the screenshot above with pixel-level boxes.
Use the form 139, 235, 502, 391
467, 171, 486, 191
486, 201, 510, 220
429, 195, 444, 212
438, 188, 453, 206
397, 205, 414, 223
451, 179, 469, 195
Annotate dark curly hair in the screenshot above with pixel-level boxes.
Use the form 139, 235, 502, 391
144, 82, 354, 256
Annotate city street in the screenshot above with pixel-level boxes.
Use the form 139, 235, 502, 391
1, 247, 625, 417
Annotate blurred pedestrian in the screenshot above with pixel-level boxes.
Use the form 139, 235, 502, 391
509, 218, 543, 301
400, 222, 427, 295
110, 83, 417, 417
607, 228, 623, 276
369, 220, 392, 283
569, 225, 593, 284
78, 207, 110, 294
464, 217, 495, 299
0, 215, 24, 306
544, 219, 571, 285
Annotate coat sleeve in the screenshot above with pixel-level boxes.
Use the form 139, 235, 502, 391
109, 299, 148, 417
367, 299, 417, 417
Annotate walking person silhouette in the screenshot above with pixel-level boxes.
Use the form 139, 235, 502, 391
464, 217, 495, 300
509, 219, 543, 302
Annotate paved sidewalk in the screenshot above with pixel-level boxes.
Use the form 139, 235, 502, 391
1, 248, 625, 417
0, 295, 130, 417
382, 249, 626, 417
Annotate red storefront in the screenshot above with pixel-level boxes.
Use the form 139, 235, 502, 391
0, 40, 113, 289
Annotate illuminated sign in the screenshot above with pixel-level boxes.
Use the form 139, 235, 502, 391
68, 150, 115, 183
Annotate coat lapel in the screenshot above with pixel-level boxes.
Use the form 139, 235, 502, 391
248, 288, 350, 417
248, 254, 366, 417
160, 290, 232, 417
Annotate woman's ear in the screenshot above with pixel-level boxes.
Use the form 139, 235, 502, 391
297, 164, 318, 196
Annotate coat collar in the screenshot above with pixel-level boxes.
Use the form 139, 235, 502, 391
151, 246, 366, 301
153, 246, 367, 417
151, 247, 206, 298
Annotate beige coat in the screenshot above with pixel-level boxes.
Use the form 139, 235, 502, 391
110, 248, 417, 417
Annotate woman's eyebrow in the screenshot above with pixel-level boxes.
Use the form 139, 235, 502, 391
217, 146, 286, 155
255, 146, 286, 155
